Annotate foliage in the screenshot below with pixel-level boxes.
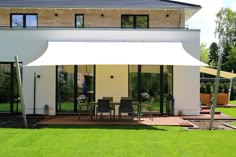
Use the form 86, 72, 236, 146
208, 42, 219, 67
0, 65, 11, 102
0, 127, 236, 157
200, 42, 209, 64
211, 8, 236, 72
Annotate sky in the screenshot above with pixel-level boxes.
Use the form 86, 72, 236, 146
179, 0, 236, 47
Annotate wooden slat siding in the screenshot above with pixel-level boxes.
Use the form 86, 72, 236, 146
0, 8, 184, 28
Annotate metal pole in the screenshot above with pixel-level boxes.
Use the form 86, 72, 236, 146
33, 72, 36, 115
209, 54, 222, 130
228, 70, 234, 102
15, 56, 28, 128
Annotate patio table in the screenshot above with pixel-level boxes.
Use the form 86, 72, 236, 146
89, 101, 140, 120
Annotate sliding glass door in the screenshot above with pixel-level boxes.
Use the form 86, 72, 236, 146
128, 65, 173, 115
56, 65, 95, 113
0, 62, 22, 113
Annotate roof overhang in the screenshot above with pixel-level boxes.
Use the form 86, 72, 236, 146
27, 41, 207, 66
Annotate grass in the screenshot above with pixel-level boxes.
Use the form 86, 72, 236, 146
0, 126, 236, 157
229, 100, 236, 105
228, 121, 236, 127
216, 108, 236, 118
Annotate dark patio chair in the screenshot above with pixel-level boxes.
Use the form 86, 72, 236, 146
96, 99, 112, 120
120, 97, 133, 100
102, 97, 113, 102
119, 99, 134, 120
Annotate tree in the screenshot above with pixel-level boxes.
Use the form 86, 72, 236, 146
200, 42, 209, 64
214, 8, 236, 72
215, 8, 236, 45
208, 42, 219, 67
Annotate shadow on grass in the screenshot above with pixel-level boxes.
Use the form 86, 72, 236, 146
44, 124, 168, 131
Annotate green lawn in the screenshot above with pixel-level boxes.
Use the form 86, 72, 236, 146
0, 126, 236, 157
229, 100, 236, 105
216, 108, 236, 118
228, 121, 236, 127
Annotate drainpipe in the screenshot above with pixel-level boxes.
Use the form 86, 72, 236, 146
33, 72, 36, 115
178, 9, 183, 28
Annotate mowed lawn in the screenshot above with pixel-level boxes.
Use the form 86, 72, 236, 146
0, 126, 236, 157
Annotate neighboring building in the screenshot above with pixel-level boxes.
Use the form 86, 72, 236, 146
0, 0, 204, 116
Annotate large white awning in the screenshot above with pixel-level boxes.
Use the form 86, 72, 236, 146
27, 41, 207, 66
200, 67, 236, 79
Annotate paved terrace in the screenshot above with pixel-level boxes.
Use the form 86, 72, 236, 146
39, 115, 194, 127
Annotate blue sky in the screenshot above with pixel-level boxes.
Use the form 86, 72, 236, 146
180, 0, 236, 46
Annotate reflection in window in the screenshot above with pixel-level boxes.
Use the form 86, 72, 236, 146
11, 15, 24, 27
11, 14, 38, 28
121, 15, 148, 28
128, 65, 173, 113
75, 14, 84, 28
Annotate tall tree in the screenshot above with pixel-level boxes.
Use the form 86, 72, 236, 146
214, 8, 236, 72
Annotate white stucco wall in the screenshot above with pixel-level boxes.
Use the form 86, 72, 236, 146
0, 28, 200, 115
96, 65, 128, 102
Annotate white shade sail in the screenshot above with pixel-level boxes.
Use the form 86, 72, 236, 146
200, 67, 236, 79
27, 41, 207, 66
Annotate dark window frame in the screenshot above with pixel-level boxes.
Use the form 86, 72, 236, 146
10, 13, 38, 28
121, 14, 149, 28
75, 14, 84, 28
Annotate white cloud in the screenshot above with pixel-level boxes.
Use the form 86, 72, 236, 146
178, 0, 223, 46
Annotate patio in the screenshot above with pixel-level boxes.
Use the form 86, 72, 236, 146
38, 115, 194, 127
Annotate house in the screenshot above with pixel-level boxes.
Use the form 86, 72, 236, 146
0, 0, 205, 116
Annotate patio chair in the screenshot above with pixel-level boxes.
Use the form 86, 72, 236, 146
103, 97, 115, 118
78, 99, 90, 120
102, 97, 113, 102
96, 99, 112, 120
141, 97, 155, 120
119, 99, 134, 120
120, 97, 133, 100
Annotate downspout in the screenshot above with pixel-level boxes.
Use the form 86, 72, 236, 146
178, 9, 183, 28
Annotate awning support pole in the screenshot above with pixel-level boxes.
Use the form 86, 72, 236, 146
15, 56, 28, 128
228, 70, 234, 102
209, 54, 222, 130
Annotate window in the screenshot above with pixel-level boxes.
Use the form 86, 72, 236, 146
10, 14, 38, 28
75, 14, 84, 28
121, 15, 149, 28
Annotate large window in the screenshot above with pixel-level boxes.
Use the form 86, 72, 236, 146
75, 14, 84, 28
10, 14, 38, 28
121, 15, 149, 28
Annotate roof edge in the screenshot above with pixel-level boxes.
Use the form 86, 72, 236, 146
161, 0, 201, 8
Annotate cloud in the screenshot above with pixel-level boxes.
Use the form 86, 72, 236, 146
178, 0, 223, 46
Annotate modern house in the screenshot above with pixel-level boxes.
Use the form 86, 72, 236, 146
0, 0, 205, 116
